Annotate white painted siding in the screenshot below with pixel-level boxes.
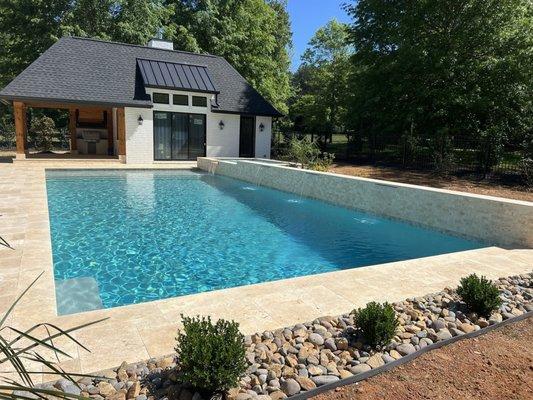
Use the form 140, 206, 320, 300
124, 87, 273, 163
207, 113, 240, 157
255, 116, 272, 159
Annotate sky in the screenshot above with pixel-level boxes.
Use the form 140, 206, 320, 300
287, 0, 351, 71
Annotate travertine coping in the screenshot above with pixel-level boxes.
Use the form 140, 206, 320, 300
0, 159, 531, 382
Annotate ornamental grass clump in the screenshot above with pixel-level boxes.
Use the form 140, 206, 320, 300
175, 315, 246, 396
457, 274, 502, 318
353, 302, 398, 348
0, 273, 105, 399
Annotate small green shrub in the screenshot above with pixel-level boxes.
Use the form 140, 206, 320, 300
29, 115, 59, 152
310, 152, 335, 171
519, 157, 533, 187
285, 137, 321, 168
175, 315, 247, 395
353, 302, 398, 348
457, 274, 502, 318
284, 137, 335, 171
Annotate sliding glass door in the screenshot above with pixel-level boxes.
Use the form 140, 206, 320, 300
154, 111, 206, 160
154, 112, 172, 160
171, 113, 189, 160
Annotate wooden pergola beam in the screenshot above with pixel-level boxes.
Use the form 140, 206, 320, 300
20, 100, 124, 111
13, 101, 27, 159
68, 109, 77, 154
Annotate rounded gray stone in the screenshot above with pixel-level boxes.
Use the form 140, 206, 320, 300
309, 333, 324, 346
350, 364, 371, 374
311, 375, 340, 386
324, 338, 337, 351
396, 343, 416, 356
280, 378, 300, 396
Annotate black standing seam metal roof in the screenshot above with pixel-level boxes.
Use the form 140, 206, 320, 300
137, 59, 219, 93
0, 36, 282, 117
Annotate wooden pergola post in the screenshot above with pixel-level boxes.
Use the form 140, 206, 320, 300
116, 107, 126, 163
106, 108, 114, 155
68, 109, 78, 154
13, 101, 28, 160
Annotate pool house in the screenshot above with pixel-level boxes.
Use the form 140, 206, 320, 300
0, 36, 281, 162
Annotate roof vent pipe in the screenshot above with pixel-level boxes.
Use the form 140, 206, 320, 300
147, 38, 174, 51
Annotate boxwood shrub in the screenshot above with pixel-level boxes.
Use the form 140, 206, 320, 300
457, 274, 502, 318
353, 301, 398, 348
175, 315, 247, 395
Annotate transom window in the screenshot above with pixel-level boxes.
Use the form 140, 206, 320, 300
192, 96, 207, 107
153, 92, 169, 104
173, 94, 189, 106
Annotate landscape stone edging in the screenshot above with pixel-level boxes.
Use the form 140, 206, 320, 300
31, 273, 532, 400
288, 310, 533, 400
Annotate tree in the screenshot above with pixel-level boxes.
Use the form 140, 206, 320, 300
0, 0, 71, 88
0, 0, 168, 88
61, 0, 167, 44
344, 0, 533, 172
165, 0, 292, 114
290, 20, 352, 140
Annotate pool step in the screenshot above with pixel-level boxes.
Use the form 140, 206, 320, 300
56, 277, 104, 315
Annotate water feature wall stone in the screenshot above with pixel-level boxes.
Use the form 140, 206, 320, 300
197, 158, 533, 248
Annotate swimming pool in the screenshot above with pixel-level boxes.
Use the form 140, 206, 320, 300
46, 169, 483, 315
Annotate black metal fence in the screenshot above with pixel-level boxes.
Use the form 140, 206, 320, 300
274, 131, 530, 182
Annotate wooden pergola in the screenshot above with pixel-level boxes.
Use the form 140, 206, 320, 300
13, 100, 127, 161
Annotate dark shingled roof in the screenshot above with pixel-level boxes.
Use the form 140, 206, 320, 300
0, 36, 282, 117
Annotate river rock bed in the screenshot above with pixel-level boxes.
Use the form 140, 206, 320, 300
34, 273, 532, 400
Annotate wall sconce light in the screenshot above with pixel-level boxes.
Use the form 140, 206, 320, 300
219, 120, 225, 130
259, 122, 265, 132
137, 115, 144, 125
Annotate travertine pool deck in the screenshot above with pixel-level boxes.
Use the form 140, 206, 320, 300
0, 160, 531, 381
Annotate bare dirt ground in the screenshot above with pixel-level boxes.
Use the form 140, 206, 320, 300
329, 163, 532, 202
314, 316, 533, 400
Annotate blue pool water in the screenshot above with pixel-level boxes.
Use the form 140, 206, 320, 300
46, 169, 483, 314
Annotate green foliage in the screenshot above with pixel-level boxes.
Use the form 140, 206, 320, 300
0, 0, 69, 88
344, 0, 533, 172
284, 137, 320, 168
61, 0, 168, 45
283, 137, 334, 170
290, 20, 352, 135
29, 116, 60, 152
353, 302, 398, 348
0, 273, 105, 399
310, 152, 335, 172
519, 133, 533, 186
0, 0, 166, 88
166, 0, 292, 114
0, 110, 15, 149
175, 315, 247, 395
519, 158, 533, 187
457, 274, 502, 318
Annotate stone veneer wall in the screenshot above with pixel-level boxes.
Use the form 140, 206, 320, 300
197, 158, 533, 248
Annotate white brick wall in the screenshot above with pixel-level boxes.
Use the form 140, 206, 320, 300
125, 107, 154, 164
124, 88, 273, 163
